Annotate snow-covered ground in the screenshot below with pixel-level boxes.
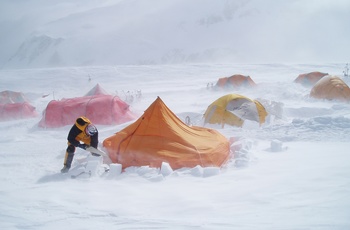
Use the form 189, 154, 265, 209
1, 63, 350, 229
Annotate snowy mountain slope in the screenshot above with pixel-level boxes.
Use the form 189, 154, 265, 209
1, 0, 350, 68
4, 0, 251, 67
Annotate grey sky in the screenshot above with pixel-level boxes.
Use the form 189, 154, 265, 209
0, 0, 349, 67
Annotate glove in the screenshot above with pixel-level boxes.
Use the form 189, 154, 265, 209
78, 143, 88, 150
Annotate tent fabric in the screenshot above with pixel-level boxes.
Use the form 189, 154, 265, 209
216, 74, 256, 89
0, 102, 38, 121
38, 94, 136, 128
103, 97, 230, 170
203, 94, 267, 127
84, 83, 109, 96
0, 90, 28, 104
294, 71, 328, 86
0, 90, 37, 121
310, 75, 350, 102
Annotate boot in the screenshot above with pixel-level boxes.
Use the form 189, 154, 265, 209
61, 166, 70, 173
62, 150, 74, 173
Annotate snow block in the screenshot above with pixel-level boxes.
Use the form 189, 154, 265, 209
109, 163, 122, 177
191, 165, 203, 177
271, 139, 283, 152
87, 154, 103, 164
85, 156, 103, 176
160, 162, 173, 176
137, 166, 157, 176
203, 167, 220, 177
70, 166, 85, 178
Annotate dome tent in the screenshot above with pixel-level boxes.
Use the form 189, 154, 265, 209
294, 71, 328, 87
310, 75, 350, 102
215, 74, 256, 89
203, 94, 267, 128
103, 97, 230, 170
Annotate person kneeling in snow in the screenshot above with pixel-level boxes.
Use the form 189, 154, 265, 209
61, 116, 99, 173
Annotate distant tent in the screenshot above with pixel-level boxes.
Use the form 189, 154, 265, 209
103, 97, 230, 170
310, 75, 350, 102
38, 94, 136, 128
294, 71, 328, 87
215, 74, 256, 89
203, 94, 267, 127
0, 90, 38, 121
0, 90, 28, 103
0, 102, 38, 121
84, 83, 109, 96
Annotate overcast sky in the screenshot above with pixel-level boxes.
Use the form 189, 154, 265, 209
0, 0, 349, 67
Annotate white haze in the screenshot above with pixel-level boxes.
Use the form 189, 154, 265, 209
0, 0, 349, 68
0, 1, 350, 229
1, 63, 350, 229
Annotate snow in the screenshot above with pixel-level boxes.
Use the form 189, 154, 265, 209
1, 0, 350, 229
1, 0, 350, 67
1, 63, 350, 229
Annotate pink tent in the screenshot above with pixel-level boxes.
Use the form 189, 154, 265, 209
38, 94, 136, 128
0, 102, 38, 121
84, 84, 109, 96
0, 90, 27, 103
0, 90, 38, 121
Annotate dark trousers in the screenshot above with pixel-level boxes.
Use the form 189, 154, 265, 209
63, 144, 76, 168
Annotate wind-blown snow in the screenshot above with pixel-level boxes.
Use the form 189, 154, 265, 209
1, 0, 350, 68
0, 63, 350, 229
1, 0, 350, 229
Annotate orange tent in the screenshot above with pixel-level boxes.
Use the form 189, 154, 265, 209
294, 71, 328, 86
38, 94, 136, 128
103, 97, 230, 170
216, 74, 256, 89
310, 75, 350, 102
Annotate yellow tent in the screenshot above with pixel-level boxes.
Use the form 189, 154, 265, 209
103, 97, 230, 170
310, 75, 350, 102
204, 94, 267, 127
